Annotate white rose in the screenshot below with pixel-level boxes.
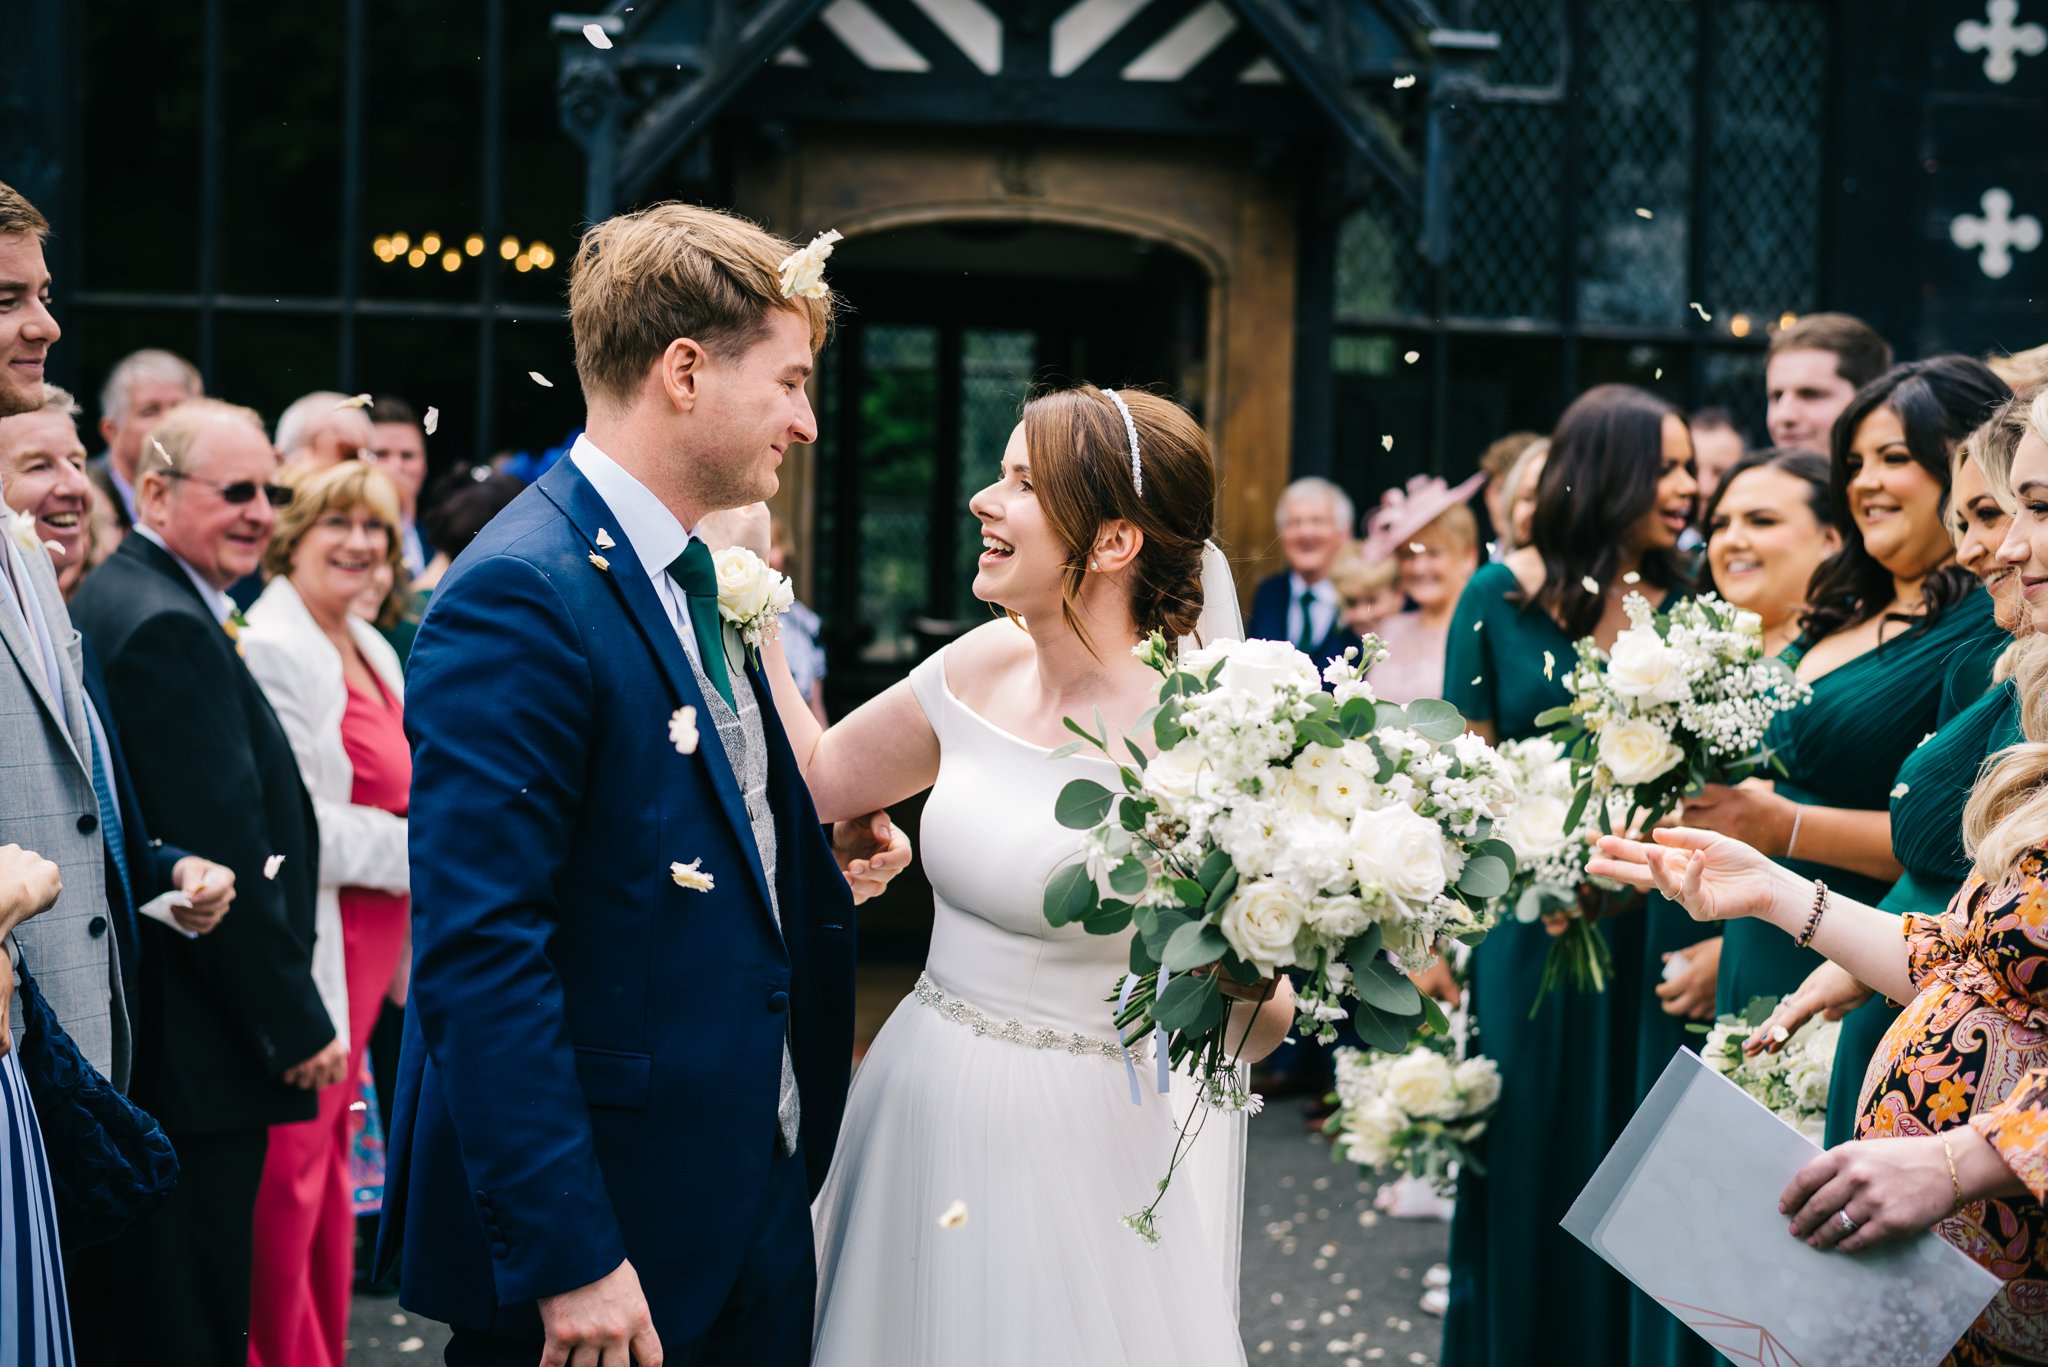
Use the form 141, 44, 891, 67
1596, 716, 1685, 787
1184, 638, 1319, 700
1349, 803, 1451, 906
1143, 743, 1205, 810
1384, 1050, 1461, 1120
1217, 879, 1307, 972
1733, 608, 1765, 640
1342, 1098, 1406, 1167
1501, 790, 1571, 861
1452, 1057, 1502, 1114
713, 546, 776, 622
1305, 893, 1373, 941
1604, 630, 1691, 706
776, 229, 842, 300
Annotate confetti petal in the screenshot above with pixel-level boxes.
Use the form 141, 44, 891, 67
671, 858, 714, 892
1543, 650, 1555, 680
669, 705, 699, 755
1392, 74, 1416, 88
1689, 301, 1713, 322
423, 406, 440, 436
582, 21, 613, 49
595, 528, 616, 550
152, 435, 176, 468
1581, 576, 1601, 595
332, 393, 373, 410
529, 370, 554, 388
1380, 435, 1394, 452
1635, 207, 1654, 219
1891, 783, 1909, 799
588, 552, 611, 572
1402, 350, 1420, 364
1622, 571, 1641, 584
937, 1198, 969, 1228
264, 854, 286, 880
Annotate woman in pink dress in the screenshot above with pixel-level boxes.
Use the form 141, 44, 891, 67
1358, 474, 1485, 704
241, 460, 413, 1367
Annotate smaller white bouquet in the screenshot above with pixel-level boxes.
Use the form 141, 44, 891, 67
1536, 593, 1809, 829
1325, 1043, 1500, 1193
1494, 737, 1631, 1011
1697, 996, 1839, 1145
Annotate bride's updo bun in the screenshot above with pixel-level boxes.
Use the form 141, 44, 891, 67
1021, 384, 1217, 652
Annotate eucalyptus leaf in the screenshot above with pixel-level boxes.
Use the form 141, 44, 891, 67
1108, 857, 1149, 897
1043, 862, 1098, 927
1404, 697, 1465, 741
1153, 973, 1221, 1032
1419, 991, 1451, 1037
1202, 867, 1240, 917
1197, 847, 1233, 893
1082, 903, 1134, 935
1162, 921, 1229, 972
1532, 704, 1577, 728
1054, 779, 1116, 830
1353, 956, 1423, 1014
1563, 782, 1592, 835
1457, 853, 1511, 901
1046, 739, 1089, 760
1354, 1002, 1421, 1053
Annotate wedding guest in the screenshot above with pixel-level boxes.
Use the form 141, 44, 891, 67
68, 397, 338, 1366
1687, 407, 1747, 505
1248, 476, 1362, 673
1653, 450, 1840, 1019
0, 842, 71, 1367
87, 348, 203, 534
242, 458, 411, 1367
1591, 616, 2048, 1362
1440, 383, 1696, 1367
1499, 439, 1547, 552
274, 390, 374, 478
366, 396, 433, 575
1476, 430, 1542, 554
1684, 359, 2009, 1024
1988, 341, 2048, 392
769, 511, 827, 723
1765, 312, 1893, 451
1357, 474, 1483, 704
382, 465, 522, 669
1329, 545, 1402, 640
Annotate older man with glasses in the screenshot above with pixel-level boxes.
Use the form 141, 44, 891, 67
68, 396, 337, 1366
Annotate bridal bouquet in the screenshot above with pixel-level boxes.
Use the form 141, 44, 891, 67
1698, 996, 1839, 1145
1043, 633, 1518, 1239
1325, 1043, 1500, 1193
1494, 737, 1630, 1010
1536, 593, 1808, 830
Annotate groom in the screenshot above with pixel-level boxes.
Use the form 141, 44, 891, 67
381, 202, 905, 1366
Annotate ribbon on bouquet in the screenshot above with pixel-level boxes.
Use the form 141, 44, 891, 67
1112, 969, 1176, 1106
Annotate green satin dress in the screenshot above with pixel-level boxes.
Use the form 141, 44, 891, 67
1440, 562, 1650, 1367
1822, 671, 2023, 1145
1716, 589, 2001, 1019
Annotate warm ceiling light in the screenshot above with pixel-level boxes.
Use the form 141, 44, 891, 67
465, 234, 485, 257
441, 250, 462, 272
514, 254, 533, 273
390, 232, 410, 254
1729, 313, 1752, 338
373, 235, 390, 256
407, 248, 427, 268
500, 236, 520, 261
420, 232, 443, 255
1779, 311, 1798, 329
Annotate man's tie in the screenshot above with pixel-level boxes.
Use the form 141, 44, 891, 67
1295, 586, 1321, 654
667, 539, 736, 711
86, 716, 133, 918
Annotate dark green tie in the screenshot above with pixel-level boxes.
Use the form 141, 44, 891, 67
1295, 587, 1320, 653
667, 539, 736, 711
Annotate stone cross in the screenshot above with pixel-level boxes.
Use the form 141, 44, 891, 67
1955, 0, 2047, 84
1951, 188, 2043, 279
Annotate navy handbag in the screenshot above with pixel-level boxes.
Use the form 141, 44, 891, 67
13, 953, 179, 1249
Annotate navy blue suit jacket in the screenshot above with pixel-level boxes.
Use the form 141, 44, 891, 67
378, 457, 857, 1342
1247, 571, 1363, 678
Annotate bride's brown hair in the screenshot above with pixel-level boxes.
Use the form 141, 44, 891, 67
1019, 385, 1217, 657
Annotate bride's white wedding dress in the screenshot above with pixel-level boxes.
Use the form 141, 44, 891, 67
811, 644, 1249, 1366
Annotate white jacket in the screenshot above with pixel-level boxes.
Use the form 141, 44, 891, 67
243, 576, 409, 1054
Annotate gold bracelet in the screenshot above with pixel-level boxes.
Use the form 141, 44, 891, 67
1941, 1131, 1964, 1214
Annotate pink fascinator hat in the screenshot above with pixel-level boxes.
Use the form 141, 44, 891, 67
1358, 472, 1486, 565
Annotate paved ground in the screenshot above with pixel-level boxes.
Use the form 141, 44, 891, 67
346, 1095, 1448, 1365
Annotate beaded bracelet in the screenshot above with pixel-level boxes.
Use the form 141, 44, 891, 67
1941, 1131, 1964, 1213
1794, 878, 1828, 948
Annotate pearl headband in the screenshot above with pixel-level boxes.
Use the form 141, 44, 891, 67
1099, 388, 1143, 496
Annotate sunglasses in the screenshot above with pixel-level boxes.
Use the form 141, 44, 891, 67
162, 470, 296, 508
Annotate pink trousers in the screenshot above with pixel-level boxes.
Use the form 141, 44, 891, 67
249, 892, 408, 1367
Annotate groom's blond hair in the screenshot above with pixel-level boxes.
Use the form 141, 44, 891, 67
568, 202, 835, 411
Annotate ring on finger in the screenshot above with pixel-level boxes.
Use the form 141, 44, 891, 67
1836, 1210, 1857, 1237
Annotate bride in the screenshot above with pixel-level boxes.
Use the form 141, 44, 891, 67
751, 384, 1294, 1365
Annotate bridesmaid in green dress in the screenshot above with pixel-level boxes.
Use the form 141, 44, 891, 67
1628, 449, 1839, 1367
1441, 384, 1697, 1367
1682, 359, 2009, 1019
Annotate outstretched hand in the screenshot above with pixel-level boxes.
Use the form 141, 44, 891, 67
696, 503, 772, 558
1586, 826, 1794, 926
833, 811, 912, 904
1743, 961, 1869, 1056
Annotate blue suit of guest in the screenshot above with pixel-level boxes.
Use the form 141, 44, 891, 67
377, 453, 857, 1358
1246, 570, 1362, 678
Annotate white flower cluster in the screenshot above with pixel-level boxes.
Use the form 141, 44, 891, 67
1328, 1045, 1499, 1191
1494, 736, 1616, 921
712, 546, 797, 650
1137, 639, 1514, 981
1700, 1008, 1839, 1145
1559, 592, 1808, 810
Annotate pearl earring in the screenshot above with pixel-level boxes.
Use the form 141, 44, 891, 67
1089, 559, 1099, 571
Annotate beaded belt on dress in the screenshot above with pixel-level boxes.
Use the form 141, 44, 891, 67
912, 971, 1126, 1059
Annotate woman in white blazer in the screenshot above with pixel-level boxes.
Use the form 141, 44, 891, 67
240, 459, 411, 1367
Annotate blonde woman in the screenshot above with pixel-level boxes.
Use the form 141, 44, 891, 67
241, 460, 411, 1367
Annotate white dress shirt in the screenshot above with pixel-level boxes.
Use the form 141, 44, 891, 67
568, 434, 707, 659
1287, 572, 1339, 648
